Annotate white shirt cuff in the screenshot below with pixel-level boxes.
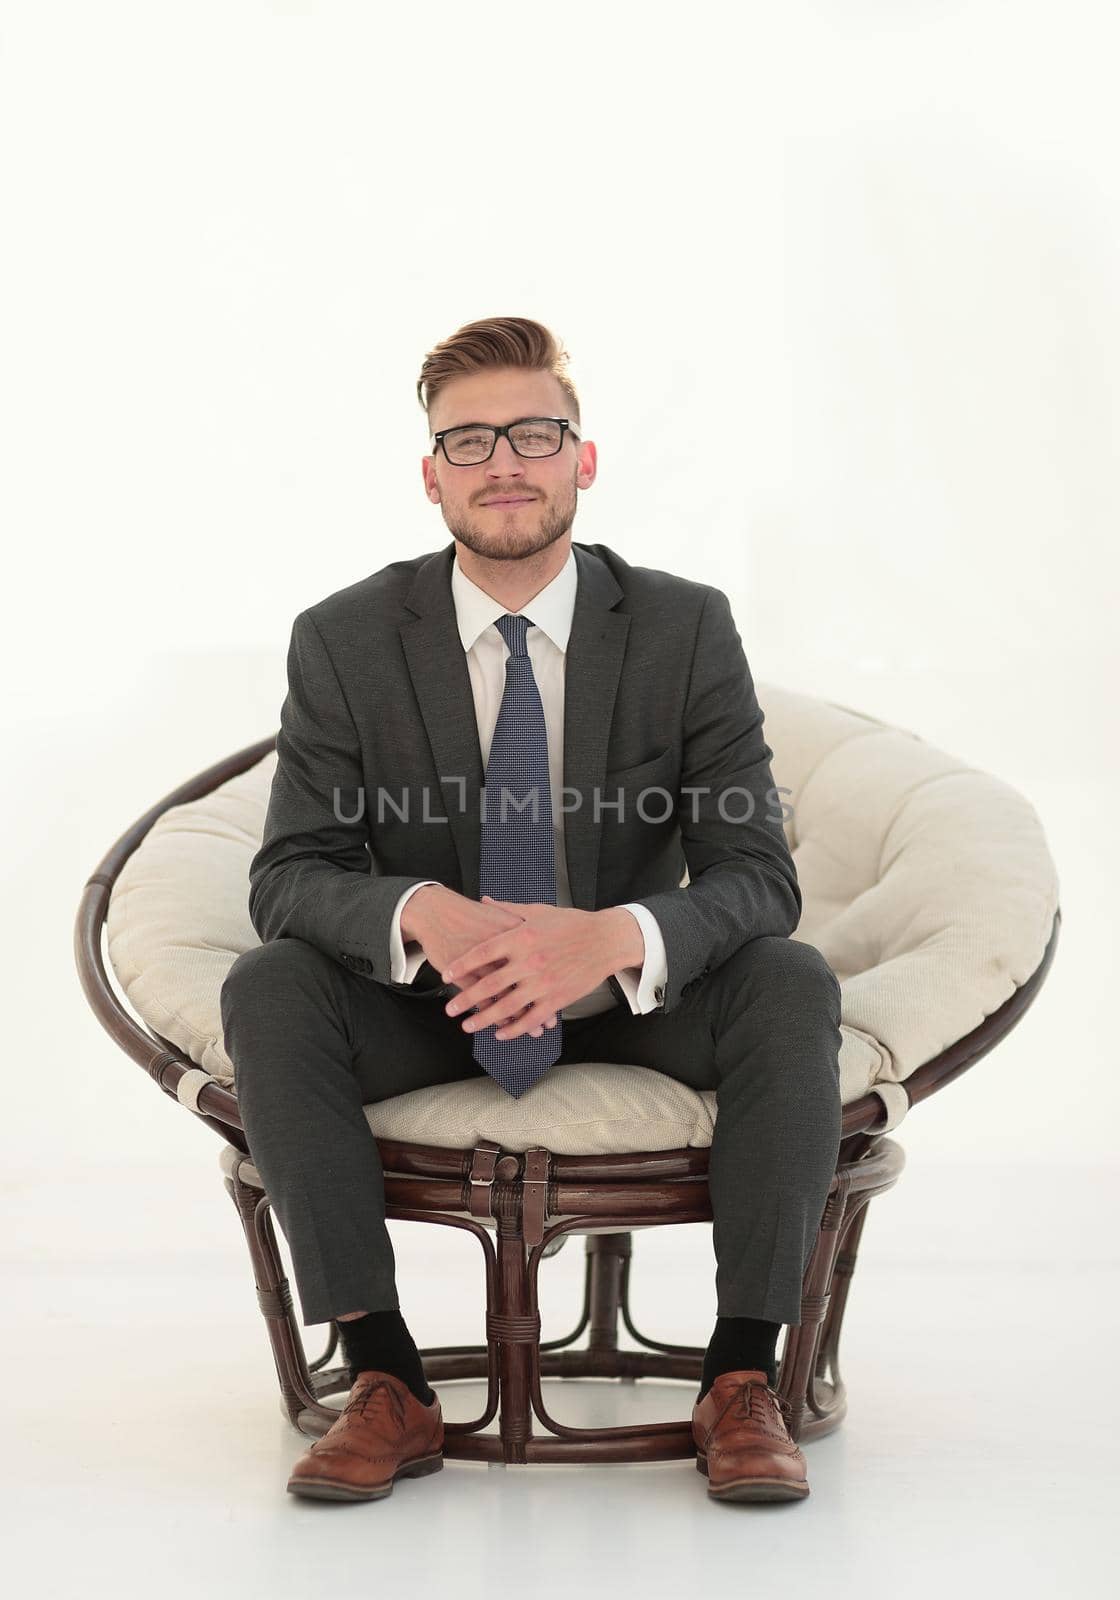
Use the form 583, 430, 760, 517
613, 903, 668, 1014
389, 880, 442, 982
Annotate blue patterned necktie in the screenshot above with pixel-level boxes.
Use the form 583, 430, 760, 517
473, 612, 563, 1097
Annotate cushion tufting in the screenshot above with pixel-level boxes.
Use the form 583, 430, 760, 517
105, 684, 1059, 1144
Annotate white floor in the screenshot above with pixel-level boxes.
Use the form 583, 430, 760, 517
5, 1154, 1116, 1600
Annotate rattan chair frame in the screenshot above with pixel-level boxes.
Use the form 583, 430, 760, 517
74, 735, 1061, 1462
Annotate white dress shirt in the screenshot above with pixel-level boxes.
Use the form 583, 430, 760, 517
387, 545, 669, 1019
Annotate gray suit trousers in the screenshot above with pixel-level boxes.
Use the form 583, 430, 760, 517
219, 934, 843, 1328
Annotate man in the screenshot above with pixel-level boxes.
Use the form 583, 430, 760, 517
220, 315, 844, 1505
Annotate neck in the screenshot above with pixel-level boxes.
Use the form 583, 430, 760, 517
455, 536, 571, 613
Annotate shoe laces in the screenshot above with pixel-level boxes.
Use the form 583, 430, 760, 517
342, 1374, 408, 1430
731, 1375, 792, 1433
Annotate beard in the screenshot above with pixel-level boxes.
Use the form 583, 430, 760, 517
442, 480, 578, 563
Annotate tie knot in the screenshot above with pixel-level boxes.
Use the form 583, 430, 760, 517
495, 612, 532, 657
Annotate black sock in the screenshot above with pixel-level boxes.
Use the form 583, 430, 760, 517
336, 1309, 436, 1406
697, 1315, 781, 1403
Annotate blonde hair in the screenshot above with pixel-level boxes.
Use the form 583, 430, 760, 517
417, 315, 581, 431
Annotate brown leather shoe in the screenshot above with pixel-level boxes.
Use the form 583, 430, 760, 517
691, 1369, 809, 1502
286, 1369, 444, 1502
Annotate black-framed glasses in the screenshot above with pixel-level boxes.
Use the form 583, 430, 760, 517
430, 416, 580, 466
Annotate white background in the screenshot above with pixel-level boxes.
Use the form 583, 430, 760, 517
2, 2, 1116, 1593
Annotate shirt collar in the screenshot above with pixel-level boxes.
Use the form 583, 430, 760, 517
450, 545, 577, 654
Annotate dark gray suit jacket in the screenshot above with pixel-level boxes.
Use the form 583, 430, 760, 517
248, 539, 801, 1014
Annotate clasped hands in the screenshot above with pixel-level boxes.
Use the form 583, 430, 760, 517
406, 887, 639, 1042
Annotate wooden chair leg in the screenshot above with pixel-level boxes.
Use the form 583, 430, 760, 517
817, 1193, 872, 1392
224, 1164, 343, 1434
225, 1133, 906, 1458
491, 1213, 538, 1464
779, 1134, 906, 1441
586, 1234, 629, 1356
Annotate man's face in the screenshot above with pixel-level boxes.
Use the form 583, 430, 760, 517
422, 367, 595, 563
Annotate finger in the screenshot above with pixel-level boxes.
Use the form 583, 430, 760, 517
445, 956, 506, 1002
446, 910, 524, 983
494, 998, 553, 1040
457, 968, 529, 1028
466, 986, 534, 1033
499, 1007, 559, 1040
511, 1008, 545, 1039
460, 1000, 522, 1036
444, 953, 502, 992
471, 976, 551, 1036
444, 937, 506, 985
444, 951, 494, 987
493, 996, 539, 1041
446, 964, 521, 1019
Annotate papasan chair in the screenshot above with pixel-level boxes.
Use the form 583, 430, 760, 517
74, 684, 1060, 1464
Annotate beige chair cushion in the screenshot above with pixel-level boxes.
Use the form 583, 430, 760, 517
105, 684, 1059, 1145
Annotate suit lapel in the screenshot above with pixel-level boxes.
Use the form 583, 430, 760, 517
399, 540, 629, 909
561, 545, 630, 911
400, 544, 486, 898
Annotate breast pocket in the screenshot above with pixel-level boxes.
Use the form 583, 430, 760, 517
598, 746, 678, 827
